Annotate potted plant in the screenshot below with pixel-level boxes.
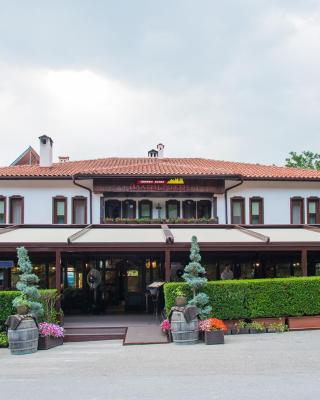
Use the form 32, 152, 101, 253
12, 294, 31, 315
175, 287, 187, 307
199, 318, 227, 345
38, 322, 64, 350
248, 321, 266, 334
267, 321, 287, 333
235, 320, 250, 334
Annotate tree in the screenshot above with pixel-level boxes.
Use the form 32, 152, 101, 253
12, 246, 44, 317
182, 236, 212, 319
285, 151, 320, 170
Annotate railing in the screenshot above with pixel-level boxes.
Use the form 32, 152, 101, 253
103, 217, 219, 224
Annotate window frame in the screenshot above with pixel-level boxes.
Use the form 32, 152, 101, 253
182, 200, 196, 219
307, 197, 319, 224
9, 196, 24, 224
197, 199, 213, 220
72, 196, 87, 224
52, 196, 68, 224
122, 199, 136, 219
138, 200, 153, 219
0, 196, 7, 224
249, 197, 264, 224
231, 197, 245, 224
290, 197, 305, 224
166, 200, 180, 219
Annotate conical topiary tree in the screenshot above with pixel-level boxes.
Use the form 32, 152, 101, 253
12, 246, 44, 318
182, 236, 212, 319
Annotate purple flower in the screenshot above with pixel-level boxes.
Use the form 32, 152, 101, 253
39, 322, 64, 338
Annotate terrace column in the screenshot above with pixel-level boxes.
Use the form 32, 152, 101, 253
301, 249, 308, 276
165, 249, 171, 281
55, 249, 62, 309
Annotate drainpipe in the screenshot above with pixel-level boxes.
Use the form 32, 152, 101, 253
72, 175, 93, 224
224, 177, 244, 224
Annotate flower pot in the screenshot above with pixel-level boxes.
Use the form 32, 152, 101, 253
205, 330, 224, 345
16, 305, 29, 315
175, 296, 187, 307
249, 328, 266, 334
38, 336, 63, 350
238, 328, 250, 334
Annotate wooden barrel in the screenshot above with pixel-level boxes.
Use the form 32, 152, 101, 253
8, 318, 39, 355
171, 311, 199, 345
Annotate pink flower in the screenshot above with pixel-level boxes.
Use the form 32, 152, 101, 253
160, 319, 171, 331
39, 322, 64, 338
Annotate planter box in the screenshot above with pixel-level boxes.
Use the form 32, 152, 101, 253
288, 316, 320, 331
38, 336, 63, 350
205, 330, 224, 345
237, 328, 250, 334
249, 328, 266, 334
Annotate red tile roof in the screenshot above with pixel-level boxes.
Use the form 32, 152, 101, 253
0, 157, 320, 180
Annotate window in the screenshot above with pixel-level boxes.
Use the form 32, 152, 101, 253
231, 197, 245, 224
166, 200, 180, 219
9, 196, 24, 224
0, 197, 6, 224
197, 200, 212, 219
122, 200, 136, 219
183, 200, 196, 219
105, 200, 121, 219
139, 200, 152, 219
53, 197, 67, 224
291, 198, 304, 224
307, 198, 319, 224
250, 197, 264, 224
72, 197, 87, 224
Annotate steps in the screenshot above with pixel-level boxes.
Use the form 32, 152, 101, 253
64, 326, 127, 342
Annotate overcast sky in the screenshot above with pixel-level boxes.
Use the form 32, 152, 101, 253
1, 0, 320, 166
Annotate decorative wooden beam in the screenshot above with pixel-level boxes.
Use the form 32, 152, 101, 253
0, 225, 20, 236
234, 225, 270, 243
67, 224, 93, 244
301, 249, 308, 276
161, 224, 174, 244
165, 249, 171, 281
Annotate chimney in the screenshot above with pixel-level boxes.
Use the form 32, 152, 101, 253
39, 135, 53, 167
58, 156, 70, 163
157, 143, 164, 158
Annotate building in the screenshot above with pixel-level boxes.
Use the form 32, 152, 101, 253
0, 136, 320, 312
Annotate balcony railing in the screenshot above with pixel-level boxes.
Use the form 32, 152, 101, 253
103, 217, 219, 224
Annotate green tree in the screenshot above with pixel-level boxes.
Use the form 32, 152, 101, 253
285, 151, 320, 170
182, 236, 212, 319
12, 247, 44, 317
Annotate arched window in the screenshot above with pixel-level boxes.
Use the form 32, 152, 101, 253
139, 200, 152, 219
183, 200, 196, 219
105, 200, 121, 219
122, 200, 136, 219
166, 200, 180, 219
197, 200, 212, 219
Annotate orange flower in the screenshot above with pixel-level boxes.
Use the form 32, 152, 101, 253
209, 318, 228, 332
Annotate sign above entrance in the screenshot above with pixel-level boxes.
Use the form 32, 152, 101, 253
136, 178, 185, 185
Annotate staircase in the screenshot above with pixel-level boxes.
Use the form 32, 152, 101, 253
64, 326, 127, 342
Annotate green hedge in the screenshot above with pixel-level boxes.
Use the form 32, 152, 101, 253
0, 289, 57, 330
164, 277, 320, 320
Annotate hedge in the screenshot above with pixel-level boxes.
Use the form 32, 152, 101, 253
164, 277, 320, 320
0, 289, 58, 330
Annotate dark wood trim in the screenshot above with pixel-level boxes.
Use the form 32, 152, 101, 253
138, 199, 153, 219
72, 196, 87, 224
52, 196, 68, 224
0, 196, 6, 224
122, 199, 136, 219
301, 249, 308, 276
249, 197, 264, 224
9, 196, 24, 224
307, 197, 320, 224
290, 197, 305, 224
166, 199, 180, 219
165, 249, 171, 281
182, 199, 196, 219
55, 249, 61, 309
231, 197, 245, 224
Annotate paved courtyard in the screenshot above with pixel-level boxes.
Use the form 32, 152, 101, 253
1, 330, 320, 400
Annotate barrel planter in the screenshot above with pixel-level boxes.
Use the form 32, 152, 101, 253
8, 317, 38, 355
171, 311, 199, 345
205, 330, 224, 345
38, 336, 63, 350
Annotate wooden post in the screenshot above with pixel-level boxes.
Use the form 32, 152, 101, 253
301, 249, 308, 276
55, 250, 62, 311
165, 249, 171, 282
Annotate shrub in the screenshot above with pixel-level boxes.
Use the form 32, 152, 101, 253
0, 331, 8, 348
164, 277, 320, 319
0, 289, 57, 330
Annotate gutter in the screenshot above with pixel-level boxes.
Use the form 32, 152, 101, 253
224, 177, 244, 224
72, 175, 93, 224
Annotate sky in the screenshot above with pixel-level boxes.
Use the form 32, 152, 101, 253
0, 0, 320, 166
